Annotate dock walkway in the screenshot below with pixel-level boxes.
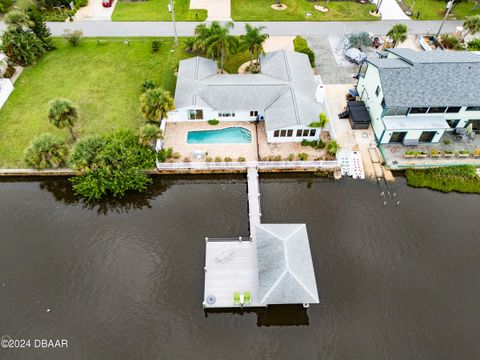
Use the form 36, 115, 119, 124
247, 166, 261, 239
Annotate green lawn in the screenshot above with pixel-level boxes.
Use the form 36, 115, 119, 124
231, 0, 378, 21
224, 50, 252, 73
0, 38, 191, 168
112, 0, 207, 21
403, 0, 480, 20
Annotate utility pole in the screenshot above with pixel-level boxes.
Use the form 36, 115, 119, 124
436, 0, 455, 37
169, 0, 178, 46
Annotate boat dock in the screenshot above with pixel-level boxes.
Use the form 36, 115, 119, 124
247, 166, 261, 238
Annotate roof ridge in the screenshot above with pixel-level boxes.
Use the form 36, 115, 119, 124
288, 269, 319, 303
264, 86, 291, 110
260, 269, 287, 304
289, 87, 301, 126
282, 49, 292, 82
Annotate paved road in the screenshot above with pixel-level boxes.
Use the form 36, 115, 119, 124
0, 20, 463, 37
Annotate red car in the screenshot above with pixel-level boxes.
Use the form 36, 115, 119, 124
102, 0, 113, 7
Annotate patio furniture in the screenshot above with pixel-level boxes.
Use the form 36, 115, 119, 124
244, 291, 251, 304
233, 291, 240, 305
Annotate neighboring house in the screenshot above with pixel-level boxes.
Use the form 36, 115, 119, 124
357, 48, 480, 145
168, 50, 325, 143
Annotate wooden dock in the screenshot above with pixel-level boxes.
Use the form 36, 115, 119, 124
203, 166, 263, 309
247, 166, 261, 239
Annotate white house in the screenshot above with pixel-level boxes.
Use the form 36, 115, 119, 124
357, 48, 480, 145
168, 50, 326, 143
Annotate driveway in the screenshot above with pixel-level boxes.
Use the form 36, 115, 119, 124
74, 0, 117, 21
190, 0, 231, 21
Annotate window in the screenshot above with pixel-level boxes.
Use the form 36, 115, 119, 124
287, 129, 293, 137
303, 129, 309, 137
419, 131, 437, 143
218, 111, 235, 117
396, 107, 409, 116
188, 109, 203, 120
409, 107, 429, 114
428, 107, 447, 114
250, 111, 258, 117
389, 132, 407, 144
446, 119, 460, 128
384, 107, 398, 116
375, 86, 380, 97
358, 62, 368, 78
296, 129, 303, 137
466, 106, 480, 111
274, 130, 280, 137
280, 130, 287, 137
446, 106, 461, 113
309, 129, 316, 137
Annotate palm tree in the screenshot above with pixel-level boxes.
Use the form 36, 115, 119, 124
203, 21, 239, 73
24, 133, 68, 169
461, 15, 480, 42
48, 98, 79, 141
140, 88, 175, 123
387, 24, 408, 48
242, 24, 269, 70
326, 140, 340, 157
139, 124, 163, 149
183, 37, 196, 53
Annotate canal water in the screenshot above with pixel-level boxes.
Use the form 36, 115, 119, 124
0, 175, 479, 360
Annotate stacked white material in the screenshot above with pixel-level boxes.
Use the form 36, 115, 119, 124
338, 150, 351, 176
350, 151, 365, 179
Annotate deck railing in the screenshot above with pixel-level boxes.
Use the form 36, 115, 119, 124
156, 160, 339, 170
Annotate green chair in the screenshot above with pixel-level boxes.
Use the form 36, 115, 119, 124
244, 291, 251, 304
233, 291, 240, 305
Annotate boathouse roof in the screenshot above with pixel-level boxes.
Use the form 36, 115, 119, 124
255, 224, 319, 305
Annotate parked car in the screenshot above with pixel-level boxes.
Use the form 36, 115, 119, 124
102, 0, 113, 7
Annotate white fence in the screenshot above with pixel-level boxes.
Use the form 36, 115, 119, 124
156, 160, 339, 171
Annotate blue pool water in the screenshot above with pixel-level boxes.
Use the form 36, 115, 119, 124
187, 127, 252, 144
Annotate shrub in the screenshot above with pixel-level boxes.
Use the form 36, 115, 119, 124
443, 139, 452, 145
459, 149, 470, 155
405, 166, 480, 193
288, 153, 295, 161
24, 133, 68, 169
348, 32, 371, 50
0, 29, 45, 66
224, 156, 232, 162
166, 147, 173, 158
151, 40, 161, 53
62, 29, 83, 46
173, 151, 181, 159
440, 33, 462, 50
26, 7, 55, 51
0, 0, 13, 13
326, 140, 340, 156
142, 79, 157, 92
205, 157, 212, 162
467, 38, 480, 51
69, 130, 155, 201
298, 152, 308, 161
208, 119, 219, 125
238, 156, 246, 162
293, 36, 315, 67
274, 155, 281, 161
215, 156, 222, 162
429, 149, 441, 156
183, 157, 191, 162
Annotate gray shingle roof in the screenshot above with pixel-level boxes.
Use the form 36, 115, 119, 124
255, 224, 319, 305
369, 49, 480, 108
173, 51, 325, 130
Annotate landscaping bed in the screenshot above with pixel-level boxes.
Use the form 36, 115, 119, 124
112, 0, 207, 21
0, 37, 191, 168
231, 0, 377, 21
405, 165, 480, 194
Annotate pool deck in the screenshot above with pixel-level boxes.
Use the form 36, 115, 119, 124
163, 121, 258, 161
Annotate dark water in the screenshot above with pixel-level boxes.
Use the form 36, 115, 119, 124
0, 175, 479, 360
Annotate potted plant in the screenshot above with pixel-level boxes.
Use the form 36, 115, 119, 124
473, 149, 480, 158
458, 150, 470, 157
416, 151, 428, 158
444, 149, 455, 157
404, 150, 417, 158
429, 149, 442, 158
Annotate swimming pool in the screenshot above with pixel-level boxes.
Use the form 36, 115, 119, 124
187, 127, 252, 144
